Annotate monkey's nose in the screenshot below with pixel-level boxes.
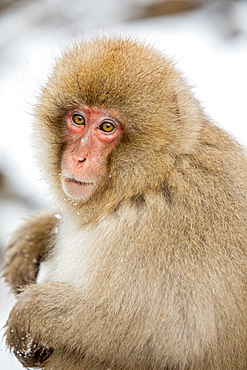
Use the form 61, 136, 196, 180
72, 155, 86, 166
76, 157, 87, 169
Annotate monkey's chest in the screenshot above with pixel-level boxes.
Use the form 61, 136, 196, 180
36, 222, 103, 286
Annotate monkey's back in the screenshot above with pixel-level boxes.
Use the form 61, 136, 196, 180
137, 119, 247, 369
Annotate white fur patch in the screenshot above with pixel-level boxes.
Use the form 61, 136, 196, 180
36, 214, 113, 287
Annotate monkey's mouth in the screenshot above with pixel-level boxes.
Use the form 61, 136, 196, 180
65, 177, 93, 186
62, 176, 96, 201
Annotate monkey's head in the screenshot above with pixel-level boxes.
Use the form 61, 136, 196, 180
35, 37, 202, 215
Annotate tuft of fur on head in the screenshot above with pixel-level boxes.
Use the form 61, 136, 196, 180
34, 37, 203, 221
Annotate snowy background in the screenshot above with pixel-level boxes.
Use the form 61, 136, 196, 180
0, 0, 247, 368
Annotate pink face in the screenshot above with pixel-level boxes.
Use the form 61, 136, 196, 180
61, 106, 123, 202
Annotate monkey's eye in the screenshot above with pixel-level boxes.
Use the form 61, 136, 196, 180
72, 114, 85, 125
99, 121, 115, 133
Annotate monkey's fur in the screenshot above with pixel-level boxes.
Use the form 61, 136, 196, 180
4, 38, 247, 370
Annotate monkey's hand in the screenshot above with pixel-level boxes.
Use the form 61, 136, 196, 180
5, 285, 56, 368
3, 212, 57, 294
6, 334, 53, 368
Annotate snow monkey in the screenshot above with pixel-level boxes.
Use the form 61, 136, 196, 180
4, 37, 247, 370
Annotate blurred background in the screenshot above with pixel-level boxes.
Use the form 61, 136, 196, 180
0, 0, 247, 368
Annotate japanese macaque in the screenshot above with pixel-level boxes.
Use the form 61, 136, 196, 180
3, 37, 247, 370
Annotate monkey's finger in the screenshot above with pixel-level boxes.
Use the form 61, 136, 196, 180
14, 344, 53, 368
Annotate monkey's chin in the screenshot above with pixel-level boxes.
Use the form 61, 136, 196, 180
62, 177, 96, 202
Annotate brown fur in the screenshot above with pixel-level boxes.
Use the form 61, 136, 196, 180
4, 212, 57, 293
4, 37, 247, 370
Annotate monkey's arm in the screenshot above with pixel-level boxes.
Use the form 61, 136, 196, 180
3, 212, 57, 294
5, 281, 140, 368
5, 283, 83, 368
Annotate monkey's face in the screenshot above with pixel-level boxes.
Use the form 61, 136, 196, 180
61, 106, 123, 202
35, 38, 201, 209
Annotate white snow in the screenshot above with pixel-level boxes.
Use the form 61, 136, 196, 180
0, 1, 247, 368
